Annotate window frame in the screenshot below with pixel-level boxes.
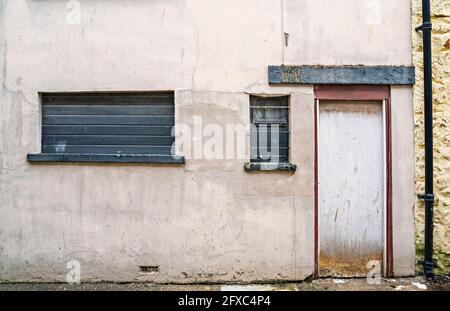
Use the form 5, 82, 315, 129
246, 95, 296, 172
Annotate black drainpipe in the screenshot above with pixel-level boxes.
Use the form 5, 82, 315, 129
416, 0, 435, 278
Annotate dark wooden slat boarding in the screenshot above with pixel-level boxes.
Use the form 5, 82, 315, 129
253, 124, 289, 132
251, 158, 290, 164
250, 157, 290, 163
43, 135, 174, 146
251, 130, 289, 147
42, 145, 173, 154
250, 147, 289, 163
249, 95, 289, 107
42, 92, 174, 105
43, 115, 174, 126
39, 92, 176, 157
251, 128, 290, 134
43, 125, 174, 136
251, 147, 290, 155
252, 110, 289, 125
251, 157, 289, 163
43, 106, 174, 115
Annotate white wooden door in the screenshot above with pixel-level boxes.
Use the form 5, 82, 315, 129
318, 101, 384, 277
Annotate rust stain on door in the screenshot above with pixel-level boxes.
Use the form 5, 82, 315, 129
319, 255, 383, 277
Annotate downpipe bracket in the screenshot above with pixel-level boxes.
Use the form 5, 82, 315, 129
415, 21, 433, 32
421, 259, 437, 279
418, 193, 435, 203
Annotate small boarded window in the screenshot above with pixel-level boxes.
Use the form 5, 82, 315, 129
250, 95, 289, 163
41, 92, 175, 155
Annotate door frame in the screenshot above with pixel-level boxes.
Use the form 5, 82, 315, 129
313, 85, 393, 278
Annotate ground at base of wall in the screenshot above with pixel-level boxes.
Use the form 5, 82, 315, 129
1, 277, 448, 291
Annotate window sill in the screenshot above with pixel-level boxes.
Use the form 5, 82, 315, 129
27, 153, 185, 164
244, 162, 297, 172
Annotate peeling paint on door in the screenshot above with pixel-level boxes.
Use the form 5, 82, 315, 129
319, 101, 384, 277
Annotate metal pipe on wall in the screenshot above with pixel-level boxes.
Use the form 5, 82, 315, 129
416, 0, 435, 278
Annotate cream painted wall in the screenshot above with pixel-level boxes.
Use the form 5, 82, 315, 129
0, 0, 415, 282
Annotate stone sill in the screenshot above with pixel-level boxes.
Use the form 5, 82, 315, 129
27, 153, 186, 164
244, 162, 297, 172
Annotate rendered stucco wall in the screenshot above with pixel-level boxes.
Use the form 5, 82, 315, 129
412, 0, 450, 274
391, 86, 416, 276
0, 0, 415, 282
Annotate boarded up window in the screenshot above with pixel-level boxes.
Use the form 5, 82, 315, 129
250, 96, 289, 163
41, 92, 175, 155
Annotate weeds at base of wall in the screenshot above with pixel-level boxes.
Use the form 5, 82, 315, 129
416, 243, 450, 276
